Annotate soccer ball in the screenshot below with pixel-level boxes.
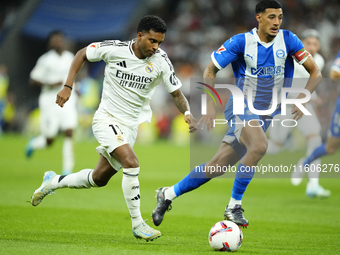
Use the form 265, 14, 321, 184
208, 220, 243, 252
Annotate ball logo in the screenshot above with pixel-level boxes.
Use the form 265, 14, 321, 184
145, 62, 153, 73
276, 49, 285, 58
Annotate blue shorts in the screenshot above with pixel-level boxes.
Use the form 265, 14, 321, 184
329, 94, 340, 137
222, 98, 279, 159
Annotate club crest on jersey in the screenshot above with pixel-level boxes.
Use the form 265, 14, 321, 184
117, 135, 124, 142
276, 49, 285, 58
216, 45, 226, 54
145, 62, 153, 73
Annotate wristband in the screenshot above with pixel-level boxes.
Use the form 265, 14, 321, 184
184, 111, 191, 116
64, 84, 72, 90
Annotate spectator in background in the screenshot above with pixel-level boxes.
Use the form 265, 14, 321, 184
25, 31, 77, 175
0, 64, 15, 133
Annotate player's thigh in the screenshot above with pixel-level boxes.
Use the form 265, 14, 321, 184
239, 121, 267, 150
92, 117, 138, 170
207, 142, 239, 167
296, 104, 321, 137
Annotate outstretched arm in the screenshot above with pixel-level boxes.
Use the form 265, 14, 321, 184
170, 89, 197, 133
56, 47, 87, 107
198, 60, 219, 131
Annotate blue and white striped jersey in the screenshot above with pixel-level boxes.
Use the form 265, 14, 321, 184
212, 28, 309, 115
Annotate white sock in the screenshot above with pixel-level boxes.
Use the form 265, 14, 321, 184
307, 178, 319, 187
164, 186, 177, 201
51, 169, 97, 190
62, 137, 74, 174
122, 167, 143, 228
228, 197, 241, 208
306, 136, 322, 182
31, 135, 47, 149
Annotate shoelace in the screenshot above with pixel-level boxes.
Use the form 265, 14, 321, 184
137, 220, 154, 234
231, 206, 245, 218
164, 200, 172, 212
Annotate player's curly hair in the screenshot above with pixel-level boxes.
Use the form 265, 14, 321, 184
137, 15, 167, 34
47, 30, 64, 41
256, 0, 282, 14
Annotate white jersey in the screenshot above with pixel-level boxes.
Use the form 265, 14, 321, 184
287, 52, 324, 99
30, 49, 78, 135
30, 49, 74, 94
86, 39, 182, 127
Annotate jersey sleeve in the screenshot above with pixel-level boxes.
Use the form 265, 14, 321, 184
86, 41, 118, 62
160, 52, 182, 93
211, 34, 243, 70
331, 51, 340, 73
30, 55, 47, 83
286, 31, 310, 65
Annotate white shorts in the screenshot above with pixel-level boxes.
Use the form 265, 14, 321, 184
269, 103, 321, 144
92, 113, 138, 171
39, 91, 78, 138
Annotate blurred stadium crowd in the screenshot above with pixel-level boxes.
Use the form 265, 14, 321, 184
1, 0, 340, 146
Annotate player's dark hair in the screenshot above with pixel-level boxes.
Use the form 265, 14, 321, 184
137, 15, 167, 34
47, 30, 64, 41
256, 0, 282, 14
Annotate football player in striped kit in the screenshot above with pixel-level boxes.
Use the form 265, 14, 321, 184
30, 15, 197, 241
152, 0, 321, 228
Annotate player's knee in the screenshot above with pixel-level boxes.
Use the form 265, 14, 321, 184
64, 129, 73, 137
248, 140, 267, 159
325, 145, 337, 155
121, 156, 139, 169
46, 138, 54, 146
92, 174, 109, 187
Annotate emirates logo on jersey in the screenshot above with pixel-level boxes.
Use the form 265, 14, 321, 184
146, 62, 153, 73
216, 45, 226, 54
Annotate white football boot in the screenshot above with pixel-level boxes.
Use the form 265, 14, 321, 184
31, 171, 57, 206
132, 220, 161, 241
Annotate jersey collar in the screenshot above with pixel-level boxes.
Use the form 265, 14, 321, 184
130, 38, 153, 61
252, 27, 279, 48
129, 39, 136, 56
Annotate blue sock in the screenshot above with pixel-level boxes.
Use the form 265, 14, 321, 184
304, 143, 327, 165
173, 163, 211, 197
231, 163, 255, 200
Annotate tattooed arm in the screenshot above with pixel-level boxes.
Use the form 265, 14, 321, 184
170, 89, 197, 133
198, 60, 220, 131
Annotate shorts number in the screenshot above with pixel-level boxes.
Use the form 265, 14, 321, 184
109, 124, 124, 135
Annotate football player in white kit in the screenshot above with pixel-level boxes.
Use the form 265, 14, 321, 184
266, 29, 330, 198
30, 15, 197, 241
26, 31, 77, 175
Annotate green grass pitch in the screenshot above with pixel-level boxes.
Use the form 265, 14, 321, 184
0, 134, 339, 254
